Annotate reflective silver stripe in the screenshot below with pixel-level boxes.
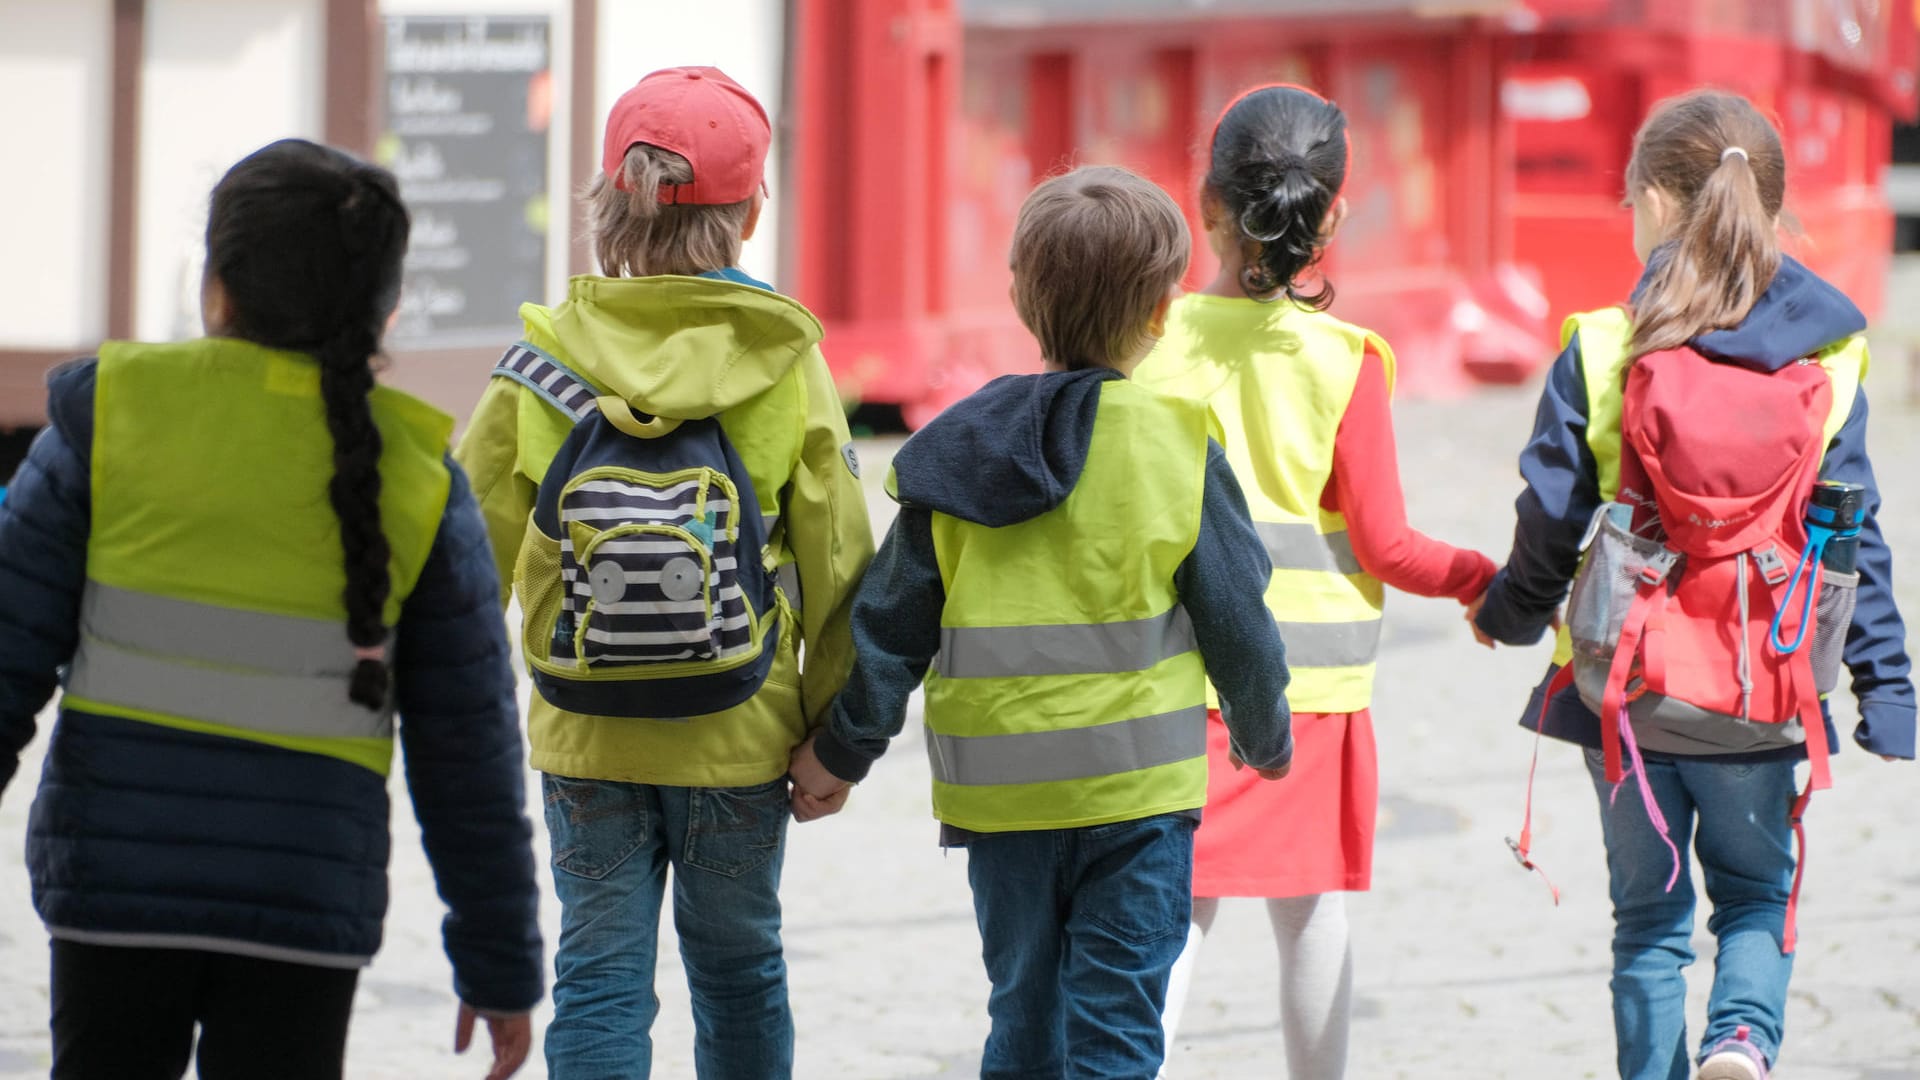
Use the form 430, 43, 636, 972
1256, 521, 1362, 575
1276, 618, 1382, 668
67, 582, 393, 740
776, 562, 802, 615
79, 583, 374, 677
935, 606, 1195, 679
48, 927, 369, 970
925, 705, 1206, 787
68, 637, 395, 740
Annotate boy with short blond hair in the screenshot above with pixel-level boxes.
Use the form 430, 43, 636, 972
456, 67, 873, 1079
789, 165, 1293, 1077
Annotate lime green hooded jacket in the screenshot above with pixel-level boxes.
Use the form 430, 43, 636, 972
455, 272, 874, 787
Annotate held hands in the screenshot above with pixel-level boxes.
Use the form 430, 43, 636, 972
1228, 748, 1291, 782
1462, 592, 1561, 650
454, 1004, 531, 1080
1465, 592, 1495, 650
788, 733, 853, 823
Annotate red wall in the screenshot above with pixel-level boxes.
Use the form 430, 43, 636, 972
792, 4, 1911, 422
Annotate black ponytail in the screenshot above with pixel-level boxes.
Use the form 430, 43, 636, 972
206, 139, 410, 710
1207, 86, 1349, 307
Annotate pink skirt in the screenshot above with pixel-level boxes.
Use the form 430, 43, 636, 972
1191, 708, 1378, 898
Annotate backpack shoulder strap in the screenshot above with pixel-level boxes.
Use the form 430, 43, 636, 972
491, 342, 599, 422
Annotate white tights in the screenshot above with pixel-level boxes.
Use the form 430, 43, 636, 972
1159, 893, 1354, 1080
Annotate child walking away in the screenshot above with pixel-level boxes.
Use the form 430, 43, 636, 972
0, 140, 543, 1080
454, 66, 874, 1079
1134, 84, 1495, 1080
1474, 90, 1915, 1080
787, 165, 1295, 1079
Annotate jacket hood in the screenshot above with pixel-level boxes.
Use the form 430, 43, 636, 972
522, 272, 822, 419
889, 368, 1121, 527
1631, 252, 1865, 373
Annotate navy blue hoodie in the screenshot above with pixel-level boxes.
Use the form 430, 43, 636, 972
1476, 255, 1916, 761
812, 367, 1295, 803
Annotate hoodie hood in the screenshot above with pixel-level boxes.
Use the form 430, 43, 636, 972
889, 368, 1122, 527
522, 272, 823, 420
1630, 252, 1865, 373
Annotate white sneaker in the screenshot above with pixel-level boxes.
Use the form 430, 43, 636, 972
1698, 1025, 1769, 1080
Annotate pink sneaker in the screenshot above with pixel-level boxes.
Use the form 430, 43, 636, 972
1698, 1025, 1770, 1080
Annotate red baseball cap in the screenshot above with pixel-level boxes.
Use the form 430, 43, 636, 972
602, 66, 771, 204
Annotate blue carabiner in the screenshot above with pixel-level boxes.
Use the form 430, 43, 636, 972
1769, 530, 1829, 654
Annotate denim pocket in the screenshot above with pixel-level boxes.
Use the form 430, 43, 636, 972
1080, 816, 1194, 947
684, 779, 789, 879
543, 775, 650, 881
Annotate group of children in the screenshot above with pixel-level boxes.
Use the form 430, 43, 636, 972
0, 57, 1909, 1080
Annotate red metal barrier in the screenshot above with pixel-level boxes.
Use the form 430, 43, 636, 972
794, 1, 1916, 424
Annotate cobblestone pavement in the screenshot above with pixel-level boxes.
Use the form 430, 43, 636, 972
2, 370, 1918, 1079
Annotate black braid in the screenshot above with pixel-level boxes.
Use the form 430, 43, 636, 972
317, 324, 392, 708
206, 140, 410, 711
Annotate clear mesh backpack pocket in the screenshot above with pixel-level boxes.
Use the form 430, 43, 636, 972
1811, 567, 1859, 696
1566, 503, 1670, 663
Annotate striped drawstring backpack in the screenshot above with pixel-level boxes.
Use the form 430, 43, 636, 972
499, 345, 784, 720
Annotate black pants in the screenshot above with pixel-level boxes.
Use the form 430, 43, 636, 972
50, 939, 360, 1080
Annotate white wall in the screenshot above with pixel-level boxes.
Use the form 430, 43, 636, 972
597, 0, 788, 285
135, 0, 324, 341
0, 0, 112, 349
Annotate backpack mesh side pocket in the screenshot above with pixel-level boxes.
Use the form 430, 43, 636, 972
1567, 503, 1669, 663
516, 515, 567, 669
1811, 567, 1859, 695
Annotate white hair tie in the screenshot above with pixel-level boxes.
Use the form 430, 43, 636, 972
1721, 146, 1749, 163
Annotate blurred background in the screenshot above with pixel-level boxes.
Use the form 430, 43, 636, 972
5, 5, 1920, 1077
2, 0, 1919, 455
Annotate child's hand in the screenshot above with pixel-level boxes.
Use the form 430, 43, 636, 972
1465, 592, 1495, 650
1228, 749, 1291, 782
454, 1004, 531, 1080
792, 785, 852, 823
788, 733, 851, 802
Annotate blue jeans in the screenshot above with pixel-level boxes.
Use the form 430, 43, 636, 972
966, 812, 1195, 1080
1585, 748, 1798, 1080
541, 774, 792, 1080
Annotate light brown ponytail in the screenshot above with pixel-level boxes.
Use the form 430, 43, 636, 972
1625, 91, 1785, 360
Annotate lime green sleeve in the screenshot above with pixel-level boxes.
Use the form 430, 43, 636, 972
784, 347, 876, 728
453, 378, 539, 610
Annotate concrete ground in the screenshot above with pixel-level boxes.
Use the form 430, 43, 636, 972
2, 368, 1918, 1078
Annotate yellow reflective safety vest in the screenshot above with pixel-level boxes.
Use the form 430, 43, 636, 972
1137, 295, 1393, 714
921, 379, 1211, 832
1549, 307, 1868, 666
65, 338, 454, 775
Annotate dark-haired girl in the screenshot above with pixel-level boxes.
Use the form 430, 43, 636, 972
0, 139, 543, 1080
1474, 90, 1913, 1080
1137, 84, 1494, 1078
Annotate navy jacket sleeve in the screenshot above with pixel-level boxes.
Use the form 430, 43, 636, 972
1476, 335, 1602, 645
0, 361, 95, 794
1178, 441, 1292, 770
393, 460, 545, 1013
1818, 389, 1916, 758
814, 508, 944, 784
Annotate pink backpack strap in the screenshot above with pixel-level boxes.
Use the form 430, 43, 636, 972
1597, 550, 1678, 784
1509, 663, 1574, 904
1784, 784, 1813, 955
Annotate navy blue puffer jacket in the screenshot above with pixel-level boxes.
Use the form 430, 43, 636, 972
0, 360, 544, 1012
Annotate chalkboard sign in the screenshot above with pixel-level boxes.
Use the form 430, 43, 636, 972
378, 15, 552, 348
